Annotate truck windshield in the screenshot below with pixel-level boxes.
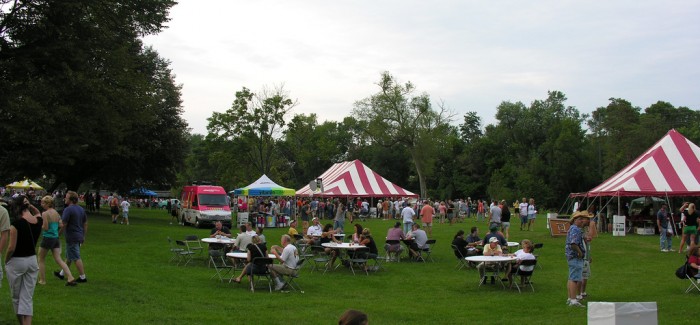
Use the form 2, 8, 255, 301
198, 194, 228, 206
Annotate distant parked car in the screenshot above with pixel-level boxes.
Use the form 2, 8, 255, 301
158, 199, 181, 210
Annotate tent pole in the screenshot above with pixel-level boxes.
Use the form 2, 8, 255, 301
599, 195, 605, 233
665, 192, 679, 238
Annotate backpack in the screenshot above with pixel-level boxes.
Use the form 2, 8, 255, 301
676, 257, 690, 279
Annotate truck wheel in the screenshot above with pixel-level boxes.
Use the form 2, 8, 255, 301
181, 214, 187, 226
195, 218, 201, 228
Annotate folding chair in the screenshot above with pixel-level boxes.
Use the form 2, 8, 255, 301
209, 250, 233, 282
280, 259, 306, 293
310, 246, 331, 274
451, 244, 470, 270
533, 243, 544, 269
295, 239, 314, 270
421, 239, 437, 262
249, 257, 274, 293
349, 247, 370, 276
168, 237, 184, 264
175, 240, 196, 266
384, 240, 402, 262
184, 235, 206, 257
682, 259, 700, 293
402, 239, 418, 261
368, 252, 384, 272
512, 259, 537, 293
685, 273, 700, 293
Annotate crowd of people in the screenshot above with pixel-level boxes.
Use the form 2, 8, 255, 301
0, 191, 87, 324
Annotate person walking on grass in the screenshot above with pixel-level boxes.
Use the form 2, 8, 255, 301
527, 198, 536, 231
420, 200, 435, 237
678, 202, 698, 253
109, 193, 119, 224
55, 191, 88, 284
37, 196, 77, 286
119, 197, 130, 225
401, 204, 416, 235
6, 195, 43, 325
518, 198, 528, 230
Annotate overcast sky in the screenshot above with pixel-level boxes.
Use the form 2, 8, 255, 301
142, 1, 700, 135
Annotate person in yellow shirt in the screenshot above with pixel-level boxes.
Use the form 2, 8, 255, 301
288, 219, 299, 237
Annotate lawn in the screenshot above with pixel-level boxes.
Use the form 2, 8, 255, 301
0, 207, 693, 324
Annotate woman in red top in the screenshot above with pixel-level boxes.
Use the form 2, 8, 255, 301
689, 246, 700, 277
477, 200, 485, 222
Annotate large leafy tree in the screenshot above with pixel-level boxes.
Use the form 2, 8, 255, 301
207, 86, 297, 177
279, 114, 355, 188
353, 72, 453, 198
478, 91, 589, 207
587, 98, 642, 179
0, 0, 186, 191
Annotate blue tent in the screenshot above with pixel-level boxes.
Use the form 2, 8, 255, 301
129, 187, 158, 197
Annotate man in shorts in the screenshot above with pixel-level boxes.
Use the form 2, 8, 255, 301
56, 191, 88, 283
110, 193, 119, 223
420, 200, 435, 236
120, 197, 131, 225
565, 211, 589, 307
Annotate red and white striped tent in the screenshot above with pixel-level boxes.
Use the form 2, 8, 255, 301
296, 160, 419, 198
574, 129, 700, 197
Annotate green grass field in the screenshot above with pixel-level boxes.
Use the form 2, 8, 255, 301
0, 207, 693, 324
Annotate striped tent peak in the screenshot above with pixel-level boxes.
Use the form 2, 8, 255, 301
587, 129, 700, 196
296, 160, 418, 197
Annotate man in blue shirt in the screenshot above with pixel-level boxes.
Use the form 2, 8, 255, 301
565, 211, 589, 307
56, 191, 88, 283
657, 204, 672, 252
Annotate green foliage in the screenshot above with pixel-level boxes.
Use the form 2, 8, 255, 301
353, 72, 454, 198
207, 86, 297, 177
0, 0, 185, 192
467, 91, 588, 207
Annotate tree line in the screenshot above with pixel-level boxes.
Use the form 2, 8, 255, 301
191, 72, 700, 210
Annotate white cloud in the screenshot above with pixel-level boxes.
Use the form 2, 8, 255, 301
143, 0, 700, 133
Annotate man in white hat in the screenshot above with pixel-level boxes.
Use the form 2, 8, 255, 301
477, 237, 504, 284
305, 217, 322, 245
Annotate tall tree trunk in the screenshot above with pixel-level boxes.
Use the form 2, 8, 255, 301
411, 151, 427, 198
